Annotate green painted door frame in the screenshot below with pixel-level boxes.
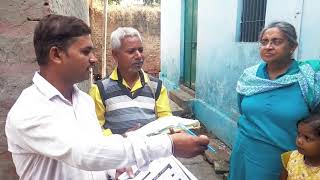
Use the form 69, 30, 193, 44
183, 0, 198, 90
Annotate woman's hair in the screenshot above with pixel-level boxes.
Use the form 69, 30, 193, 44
259, 21, 298, 48
110, 27, 142, 50
297, 113, 320, 137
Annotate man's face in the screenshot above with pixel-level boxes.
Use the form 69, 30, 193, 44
61, 35, 97, 83
112, 36, 144, 74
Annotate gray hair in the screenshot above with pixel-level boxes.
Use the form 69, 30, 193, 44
259, 21, 298, 48
110, 27, 142, 50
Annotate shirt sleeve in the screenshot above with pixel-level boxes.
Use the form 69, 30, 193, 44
6, 110, 173, 171
88, 84, 113, 136
156, 85, 173, 118
281, 151, 293, 169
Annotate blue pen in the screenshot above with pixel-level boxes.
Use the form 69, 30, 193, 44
177, 123, 216, 154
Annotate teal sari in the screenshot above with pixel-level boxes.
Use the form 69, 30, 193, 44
229, 60, 320, 180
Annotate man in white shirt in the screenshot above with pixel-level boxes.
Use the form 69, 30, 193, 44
5, 14, 209, 180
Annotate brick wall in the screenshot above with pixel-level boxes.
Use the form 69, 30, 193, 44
89, 3, 161, 78
0, 0, 89, 179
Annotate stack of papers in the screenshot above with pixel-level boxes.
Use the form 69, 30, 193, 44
120, 116, 200, 180
118, 156, 197, 180
127, 116, 200, 137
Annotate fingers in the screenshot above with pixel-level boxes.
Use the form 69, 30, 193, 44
135, 123, 141, 129
170, 132, 211, 158
123, 123, 142, 137
174, 129, 182, 133
115, 168, 126, 179
126, 167, 134, 178
115, 167, 134, 179
169, 127, 175, 134
195, 135, 209, 154
127, 123, 141, 132
169, 128, 182, 134
197, 135, 210, 146
199, 134, 209, 139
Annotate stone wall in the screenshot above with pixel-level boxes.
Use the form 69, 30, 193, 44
89, 3, 161, 78
49, 0, 89, 23
0, 0, 89, 179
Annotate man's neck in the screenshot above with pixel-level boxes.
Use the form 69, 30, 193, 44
118, 69, 140, 89
39, 69, 74, 102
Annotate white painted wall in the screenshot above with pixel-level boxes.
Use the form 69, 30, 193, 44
299, 0, 320, 59
162, 0, 320, 115
160, 0, 184, 90
161, 0, 320, 146
262, 0, 320, 59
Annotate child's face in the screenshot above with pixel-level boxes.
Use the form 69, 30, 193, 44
296, 122, 320, 157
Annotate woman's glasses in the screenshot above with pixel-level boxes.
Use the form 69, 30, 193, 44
259, 38, 286, 47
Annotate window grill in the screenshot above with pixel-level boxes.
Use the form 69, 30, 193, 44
240, 0, 267, 42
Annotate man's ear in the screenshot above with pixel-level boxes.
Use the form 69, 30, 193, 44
112, 49, 118, 63
49, 47, 63, 64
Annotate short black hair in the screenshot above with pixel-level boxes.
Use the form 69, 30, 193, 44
297, 113, 320, 137
33, 14, 91, 65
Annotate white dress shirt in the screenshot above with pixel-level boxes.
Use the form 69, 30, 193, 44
5, 72, 172, 180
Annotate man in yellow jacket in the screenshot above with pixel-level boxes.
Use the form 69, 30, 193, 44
89, 27, 172, 136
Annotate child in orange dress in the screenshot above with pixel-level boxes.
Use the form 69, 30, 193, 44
280, 113, 320, 180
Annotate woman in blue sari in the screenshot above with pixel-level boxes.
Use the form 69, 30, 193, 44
229, 21, 320, 180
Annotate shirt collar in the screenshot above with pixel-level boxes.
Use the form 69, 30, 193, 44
260, 59, 299, 79
109, 68, 119, 81
33, 72, 79, 102
109, 67, 150, 91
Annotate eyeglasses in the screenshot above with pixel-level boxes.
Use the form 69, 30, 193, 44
259, 38, 286, 47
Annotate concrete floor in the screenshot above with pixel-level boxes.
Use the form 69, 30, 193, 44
178, 155, 224, 180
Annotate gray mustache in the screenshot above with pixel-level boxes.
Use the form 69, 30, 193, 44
135, 59, 144, 63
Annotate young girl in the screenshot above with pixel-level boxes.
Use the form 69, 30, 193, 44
280, 113, 320, 179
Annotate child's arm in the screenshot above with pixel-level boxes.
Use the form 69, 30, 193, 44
279, 167, 288, 180
280, 151, 292, 180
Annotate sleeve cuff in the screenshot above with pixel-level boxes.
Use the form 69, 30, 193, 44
125, 134, 173, 168
146, 134, 173, 159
